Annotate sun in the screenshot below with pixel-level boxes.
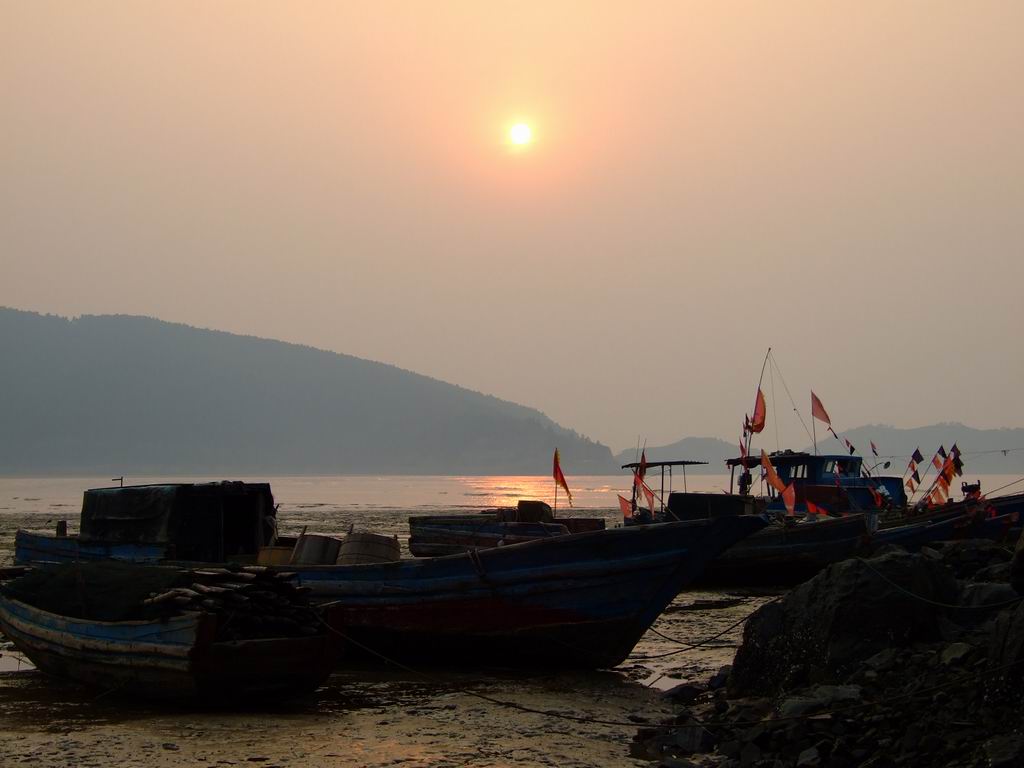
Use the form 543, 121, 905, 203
509, 123, 533, 146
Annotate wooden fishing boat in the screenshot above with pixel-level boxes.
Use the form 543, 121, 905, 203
291, 516, 766, 669
0, 563, 343, 700
16, 481, 277, 566
695, 513, 872, 585
407, 501, 606, 557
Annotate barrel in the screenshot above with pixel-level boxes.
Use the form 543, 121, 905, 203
257, 545, 295, 566
337, 532, 401, 565
290, 534, 343, 565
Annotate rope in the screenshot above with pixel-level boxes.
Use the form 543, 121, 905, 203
636, 598, 781, 659
315, 612, 1024, 731
856, 557, 1023, 610
316, 616, 662, 728
768, 352, 814, 445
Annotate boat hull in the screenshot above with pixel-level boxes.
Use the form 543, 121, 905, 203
697, 514, 872, 586
0, 596, 341, 699
301, 517, 767, 668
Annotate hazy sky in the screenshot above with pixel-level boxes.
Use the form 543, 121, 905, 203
3, 2, 1022, 451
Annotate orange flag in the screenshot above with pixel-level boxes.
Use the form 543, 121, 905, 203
810, 391, 831, 426
760, 450, 787, 494
617, 494, 633, 521
782, 483, 796, 516
553, 449, 573, 507
750, 388, 767, 434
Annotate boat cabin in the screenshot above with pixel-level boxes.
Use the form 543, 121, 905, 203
79, 482, 277, 562
726, 451, 907, 514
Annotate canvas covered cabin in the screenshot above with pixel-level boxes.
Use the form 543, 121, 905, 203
16, 482, 277, 565
726, 450, 907, 515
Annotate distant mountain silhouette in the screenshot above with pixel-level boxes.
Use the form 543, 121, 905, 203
613, 437, 737, 474
0, 308, 616, 475
616, 425, 1024, 478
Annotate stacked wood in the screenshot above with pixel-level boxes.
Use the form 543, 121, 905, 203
142, 564, 322, 641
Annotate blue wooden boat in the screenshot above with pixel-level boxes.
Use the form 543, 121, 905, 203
0, 592, 342, 700
15, 481, 276, 566
407, 502, 605, 557
696, 513, 872, 586
291, 516, 766, 669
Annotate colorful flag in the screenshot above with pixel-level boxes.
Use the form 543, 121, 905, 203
642, 482, 655, 514
905, 478, 916, 492
739, 437, 747, 460
950, 443, 960, 458
932, 455, 943, 471
844, 438, 856, 456
810, 391, 831, 426
782, 483, 796, 516
617, 494, 633, 521
760, 450, 787, 494
912, 468, 921, 484
750, 389, 767, 434
911, 448, 924, 464
807, 500, 831, 517
953, 454, 964, 476
552, 449, 573, 507
937, 445, 947, 459
870, 441, 879, 457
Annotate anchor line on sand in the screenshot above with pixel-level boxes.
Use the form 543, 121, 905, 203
314, 615, 1024, 730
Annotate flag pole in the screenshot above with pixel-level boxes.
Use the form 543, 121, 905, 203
812, 416, 817, 456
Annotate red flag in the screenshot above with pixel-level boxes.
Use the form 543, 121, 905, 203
806, 499, 821, 517
760, 450, 786, 494
782, 483, 796, 516
739, 437, 747, 460
641, 481, 655, 514
617, 494, 633, 521
905, 478, 916, 492
932, 455, 942, 471
869, 486, 883, 508
750, 388, 767, 434
552, 449, 573, 507
638, 450, 648, 484
810, 391, 831, 425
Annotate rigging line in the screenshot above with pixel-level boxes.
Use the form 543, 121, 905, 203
985, 475, 1024, 496
316, 615, 666, 729
770, 359, 780, 452
639, 597, 781, 660
857, 557, 1024, 610
768, 352, 814, 445
319, 615, 1024, 731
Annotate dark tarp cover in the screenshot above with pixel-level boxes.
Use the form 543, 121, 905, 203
80, 485, 180, 544
1, 561, 191, 622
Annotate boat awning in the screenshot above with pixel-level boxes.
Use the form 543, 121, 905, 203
621, 460, 708, 469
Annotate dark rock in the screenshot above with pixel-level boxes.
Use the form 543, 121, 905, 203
974, 562, 1012, 583
738, 742, 760, 767
984, 734, 1024, 768
795, 745, 820, 767
777, 684, 862, 717
708, 665, 732, 690
664, 682, 706, 705
729, 552, 958, 697
939, 641, 972, 665
718, 740, 741, 758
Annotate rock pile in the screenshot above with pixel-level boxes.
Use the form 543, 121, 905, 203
633, 543, 1024, 767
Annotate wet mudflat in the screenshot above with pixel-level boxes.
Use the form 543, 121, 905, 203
0, 479, 774, 767
0, 591, 773, 767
